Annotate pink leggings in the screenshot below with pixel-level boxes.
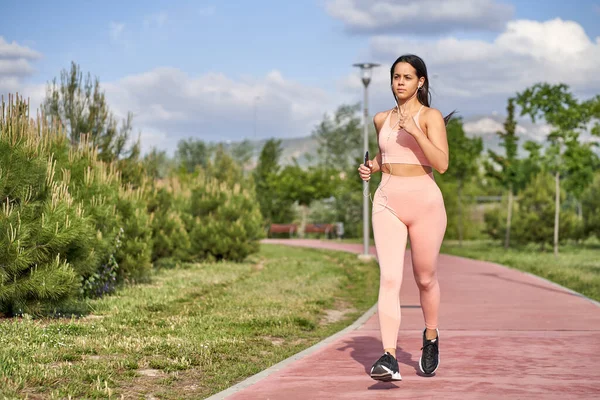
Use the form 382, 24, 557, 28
372, 172, 447, 350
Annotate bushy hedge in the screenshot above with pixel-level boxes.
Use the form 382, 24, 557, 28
0, 95, 264, 317
188, 178, 264, 261
147, 182, 192, 265
1, 100, 95, 315
149, 173, 265, 264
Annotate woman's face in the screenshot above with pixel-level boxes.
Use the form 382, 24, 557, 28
392, 62, 424, 101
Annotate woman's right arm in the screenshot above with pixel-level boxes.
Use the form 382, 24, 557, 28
359, 111, 386, 181
370, 112, 386, 173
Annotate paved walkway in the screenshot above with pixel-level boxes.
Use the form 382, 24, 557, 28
208, 239, 600, 400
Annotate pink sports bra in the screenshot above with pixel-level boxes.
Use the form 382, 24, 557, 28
378, 105, 430, 167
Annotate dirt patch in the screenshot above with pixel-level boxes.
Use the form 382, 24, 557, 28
117, 369, 205, 399
82, 314, 106, 321
319, 300, 356, 326
252, 262, 264, 272
48, 361, 73, 369
138, 369, 163, 377
261, 335, 285, 346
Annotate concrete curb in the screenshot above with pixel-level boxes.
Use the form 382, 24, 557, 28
204, 303, 378, 400
206, 240, 599, 399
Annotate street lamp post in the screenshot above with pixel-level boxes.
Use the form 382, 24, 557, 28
353, 62, 380, 260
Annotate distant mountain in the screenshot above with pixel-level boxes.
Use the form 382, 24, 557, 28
229, 114, 597, 168
462, 114, 551, 157
222, 135, 320, 169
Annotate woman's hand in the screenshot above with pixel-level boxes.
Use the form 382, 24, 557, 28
358, 160, 373, 181
399, 114, 423, 138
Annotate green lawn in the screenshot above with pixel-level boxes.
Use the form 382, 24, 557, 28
0, 244, 379, 399
441, 240, 600, 302
3, 239, 597, 398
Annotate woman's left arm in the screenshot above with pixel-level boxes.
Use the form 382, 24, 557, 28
408, 109, 449, 174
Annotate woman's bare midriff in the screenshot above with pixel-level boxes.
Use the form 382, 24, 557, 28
381, 163, 432, 176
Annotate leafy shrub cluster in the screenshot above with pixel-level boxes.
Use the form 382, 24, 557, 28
0, 95, 264, 317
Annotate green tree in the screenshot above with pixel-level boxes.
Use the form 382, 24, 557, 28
312, 103, 362, 170
516, 83, 597, 256
206, 144, 245, 187
581, 172, 600, 239
143, 148, 172, 180
309, 103, 371, 238
520, 140, 544, 184
483, 140, 545, 242
229, 139, 255, 172
444, 117, 483, 246
277, 163, 338, 236
176, 138, 210, 173
254, 139, 294, 225
511, 173, 577, 248
484, 98, 520, 248
43, 61, 140, 162
562, 140, 600, 220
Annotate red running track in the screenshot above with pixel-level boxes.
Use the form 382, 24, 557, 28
208, 239, 600, 400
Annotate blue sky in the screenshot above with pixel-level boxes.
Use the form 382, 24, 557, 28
2, 0, 600, 154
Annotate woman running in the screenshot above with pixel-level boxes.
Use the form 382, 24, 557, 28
357, 54, 452, 381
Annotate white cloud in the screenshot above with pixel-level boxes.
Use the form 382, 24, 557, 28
370, 18, 600, 93
325, 0, 514, 34
0, 58, 36, 76
109, 22, 125, 41
0, 37, 42, 60
0, 37, 43, 106
521, 122, 553, 141
103, 68, 335, 155
463, 116, 552, 142
464, 117, 503, 136
347, 18, 600, 117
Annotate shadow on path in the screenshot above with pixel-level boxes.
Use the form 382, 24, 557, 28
334, 334, 433, 390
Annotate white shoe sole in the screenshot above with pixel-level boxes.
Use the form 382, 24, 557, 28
370, 365, 402, 381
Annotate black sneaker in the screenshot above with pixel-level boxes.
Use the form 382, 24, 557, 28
419, 328, 440, 375
370, 352, 402, 381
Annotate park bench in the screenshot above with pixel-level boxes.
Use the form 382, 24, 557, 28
268, 223, 344, 239
304, 223, 336, 239
268, 223, 298, 237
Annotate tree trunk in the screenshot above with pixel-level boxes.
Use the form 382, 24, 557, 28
554, 171, 560, 258
577, 200, 583, 220
299, 204, 308, 238
504, 185, 513, 249
458, 181, 463, 247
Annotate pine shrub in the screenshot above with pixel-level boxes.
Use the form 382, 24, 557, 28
1, 92, 266, 316
0, 96, 95, 316
114, 183, 153, 283
147, 180, 191, 264
188, 178, 264, 261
